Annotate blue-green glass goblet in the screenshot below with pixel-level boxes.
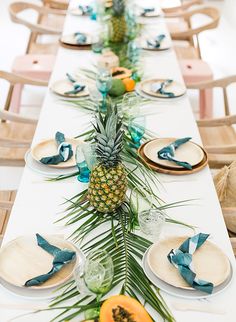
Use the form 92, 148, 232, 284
76, 144, 90, 183
96, 69, 112, 113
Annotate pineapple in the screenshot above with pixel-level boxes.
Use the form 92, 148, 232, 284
110, 0, 127, 43
87, 106, 127, 213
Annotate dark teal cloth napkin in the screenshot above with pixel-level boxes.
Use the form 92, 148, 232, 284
141, 7, 155, 16
40, 132, 73, 165
65, 73, 86, 95
74, 32, 87, 44
147, 34, 166, 48
167, 233, 214, 294
79, 5, 92, 15
157, 137, 193, 169
25, 234, 76, 287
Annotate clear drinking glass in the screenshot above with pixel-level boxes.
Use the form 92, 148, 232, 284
138, 209, 165, 241
96, 69, 112, 113
82, 143, 97, 171
75, 144, 91, 183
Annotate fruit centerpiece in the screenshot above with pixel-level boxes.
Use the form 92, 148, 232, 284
87, 106, 128, 213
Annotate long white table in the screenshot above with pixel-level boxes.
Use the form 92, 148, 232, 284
1, 1, 236, 321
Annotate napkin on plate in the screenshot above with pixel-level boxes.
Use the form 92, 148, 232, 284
141, 7, 155, 16
79, 5, 92, 15
151, 79, 174, 97
74, 32, 87, 44
147, 34, 166, 48
25, 234, 76, 287
167, 233, 214, 294
65, 73, 86, 95
157, 137, 193, 169
40, 132, 73, 165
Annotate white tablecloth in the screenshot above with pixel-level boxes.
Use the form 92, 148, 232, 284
1, 1, 236, 321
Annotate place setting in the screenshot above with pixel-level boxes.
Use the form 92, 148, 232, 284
50, 73, 90, 98
141, 33, 171, 51
25, 131, 80, 177
60, 31, 93, 49
138, 137, 208, 175
69, 4, 93, 16
136, 78, 186, 100
142, 232, 233, 300
0, 233, 84, 299
136, 6, 163, 18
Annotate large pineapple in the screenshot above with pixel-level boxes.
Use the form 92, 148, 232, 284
87, 107, 127, 213
110, 0, 127, 43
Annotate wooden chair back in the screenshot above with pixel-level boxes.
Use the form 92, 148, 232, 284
0, 70, 47, 114
163, 0, 203, 16
9, 1, 65, 35
42, 0, 69, 10
170, 6, 220, 58
188, 76, 236, 116
0, 190, 16, 242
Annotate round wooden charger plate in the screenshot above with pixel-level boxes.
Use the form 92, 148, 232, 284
140, 78, 186, 98
138, 140, 208, 175
0, 236, 78, 290
147, 236, 231, 290
31, 138, 79, 169
59, 33, 92, 50
51, 79, 89, 98
143, 138, 204, 169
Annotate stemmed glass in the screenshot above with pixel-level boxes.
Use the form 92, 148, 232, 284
96, 69, 112, 113
75, 144, 91, 183
74, 249, 114, 319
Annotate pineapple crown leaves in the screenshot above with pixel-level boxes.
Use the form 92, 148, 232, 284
93, 105, 124, 167
112, 0, 125, 17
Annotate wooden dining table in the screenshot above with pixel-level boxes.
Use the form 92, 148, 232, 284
1, 0, 236, 321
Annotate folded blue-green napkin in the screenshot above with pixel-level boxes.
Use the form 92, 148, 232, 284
141, 7, 155, 16
25, 234, 76, 287
147, 34, 166, 48
65, 73, 86, 95
167, 233, 214, 294
151, 79, 174, 97
74, 32, 87, 44
157, 137, 193, 169
40, 132, 73, 165
79, 5, 92, 15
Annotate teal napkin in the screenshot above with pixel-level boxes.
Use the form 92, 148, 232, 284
74, 32, 87, 44
141, 7, 155, 16
157, 137, 193, 169
25, 234, 76, 287
151, 79, 174, 97
167, 233, 214, 294
40, 132, 73, 165
79, 5, 92, 15
147, 34, 166, 48
65, 73, 86, 95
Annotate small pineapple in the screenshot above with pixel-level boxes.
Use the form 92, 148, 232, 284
110, 0, 127, 43
87, 106, 127, 213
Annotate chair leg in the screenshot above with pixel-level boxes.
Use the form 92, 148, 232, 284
9, 84, 24, 113
199, 88, 213, 119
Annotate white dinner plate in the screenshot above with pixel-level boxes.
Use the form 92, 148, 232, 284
140, 79, 186, 99
141, 37, 171, 51
142, 247, 233, 299
51, 79, 89, 98
25, 150, 77, 177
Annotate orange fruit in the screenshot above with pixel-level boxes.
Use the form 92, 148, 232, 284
122, 78, 136, 92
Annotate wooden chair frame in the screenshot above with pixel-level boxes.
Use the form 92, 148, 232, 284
170, 6, 220, 58
163, 0, 203, 16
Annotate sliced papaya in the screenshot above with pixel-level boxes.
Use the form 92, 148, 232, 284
111, 67, 132, 80
100, 295, 153, 322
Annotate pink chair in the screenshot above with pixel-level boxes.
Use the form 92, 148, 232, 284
179, 59, 213, 119
10, 55, 56, 113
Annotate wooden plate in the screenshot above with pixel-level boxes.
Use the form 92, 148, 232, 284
147, 236, 231, 290
0, 236, 78, 290
143, 138, 204, 169
31, 138, 79, 168
51, 79, 89, 98
138, 140, 208, 175
140, 79, 186, 98
60, 33, 92, 46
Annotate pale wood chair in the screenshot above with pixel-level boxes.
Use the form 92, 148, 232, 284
170, 6, 220, 59
0, 190, 16, 243
9, 1, 66, 55
188, 76, 236, 168
222, 209, 236, 256
42, 0, 69, 10
0, 71, 47, 166
163, 0, 203, 16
